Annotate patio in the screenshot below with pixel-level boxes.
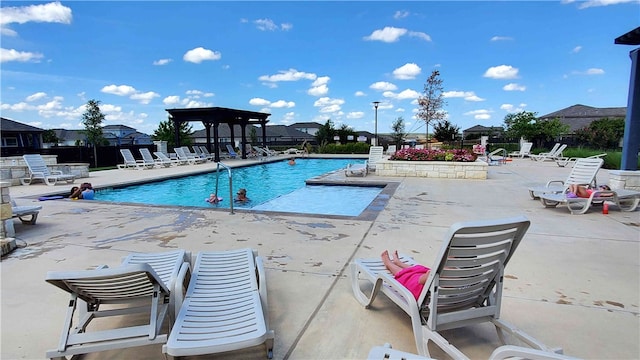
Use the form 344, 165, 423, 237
1, 156, 638, 359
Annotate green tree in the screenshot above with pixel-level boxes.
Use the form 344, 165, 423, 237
390, 117, 407, 148
503, 111, 568, 148
335, 123, 357, 144
42, 129, 60, 145
152, 117, 193, 148
433, 119, 460, 144
417, 70, 447, 148
574, 118, 625, 150
249, 127, 258, 145
81, 99, 106, 168
315, 119, 335, 146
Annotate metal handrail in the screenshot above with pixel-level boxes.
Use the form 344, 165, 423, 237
215, 162, 234, 214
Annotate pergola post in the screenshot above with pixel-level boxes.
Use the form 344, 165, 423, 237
620, 48, 639, 171
240, 120, 247, 159
213, 123, 220, 162
616, 27, 640, 171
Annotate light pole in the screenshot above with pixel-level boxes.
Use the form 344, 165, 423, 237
372, 101, 380, 146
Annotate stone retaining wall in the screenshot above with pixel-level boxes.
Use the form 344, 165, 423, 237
608, 170, 640, 191
375, 159, 488, 179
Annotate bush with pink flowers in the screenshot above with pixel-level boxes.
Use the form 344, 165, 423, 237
389, 148, 478, 162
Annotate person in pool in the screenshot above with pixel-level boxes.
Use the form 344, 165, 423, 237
288, 157, 296, 165
206, 193, 222, 204
70, 182, 95, 200
235, 188, 249, 203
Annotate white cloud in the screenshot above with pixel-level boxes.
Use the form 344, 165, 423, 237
382, 89, 420, 100
319, 104, 341, 113
483, 65, 519, 79
370, 81, 398, 91
363, 26, 407, 42
249, 98, 271, 106
259, 68, 317, 82
26, 92, 47, 102
586, 68, 605, 75
490, 36, 513, 41
308, 84, 329, 96
153, 58, 172, 65
163, 96, 181, 105
1, 102, 33, 112
442, 91, 485, 101
270, 100, 295, 108
101, 84, 136, 97
311, 76, 330, 87
130, 91, 160, 104
393, 63, 421, 80
354, 91, 366, 97
464, 109, 492, 120
0, 2, 72, 36
347, 111, 364, 119
501, 103, 527, 112
571, 46, 582, 53
254, 18, 278, 31
577, 0, 637, 8
101, 84, 137, 96
314, 97, 345, 107
396, 108, 405, 112
0, 48, 44, 63
281, 23, 293, 31
503, 83, 526, 91
394, 10, 410, 19
183, 47, 221, 63
408, 31, 431, 42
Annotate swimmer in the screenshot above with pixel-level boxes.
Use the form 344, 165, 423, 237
206, 193, 222, 204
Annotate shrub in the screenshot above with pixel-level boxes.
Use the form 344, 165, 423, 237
389, 148, 478, 162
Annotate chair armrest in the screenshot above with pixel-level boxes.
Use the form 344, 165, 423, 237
545, 180, 564, 187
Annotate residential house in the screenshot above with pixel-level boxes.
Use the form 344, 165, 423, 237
538, 104, 626, 133
102, 124, 152, 145
0, 117, 43, 157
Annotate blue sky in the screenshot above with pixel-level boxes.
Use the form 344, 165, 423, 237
1, 1, 638, 137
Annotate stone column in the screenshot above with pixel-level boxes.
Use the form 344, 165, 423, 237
0, 181, 17, 256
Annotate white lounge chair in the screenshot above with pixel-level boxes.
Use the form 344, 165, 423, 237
154, 151, 184, 166
528, 157, 604, 199
163, 248, 275, 358
175, 147, 205, 164
539, 188, 640, 215
225, 144, 239, 159
486, 148, 508, 165
555, 153, 607, 168
351, 216, 560, 359
386, 144, 397, 155
20, 154, 77, 186
368, 344, 580, 360
11, 199, 42, 225
198, 146, 214, 161
530, 144, 567, 162
345, 146, 384, 177
508, 142, 532, 158
118, 148, 154, 170
45, 249, 191, 359
138, 148, 167, 168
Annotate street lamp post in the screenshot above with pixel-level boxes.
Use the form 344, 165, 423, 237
372, 101, 380, 146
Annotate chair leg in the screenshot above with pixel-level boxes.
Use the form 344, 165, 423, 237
18, 213, 38, 225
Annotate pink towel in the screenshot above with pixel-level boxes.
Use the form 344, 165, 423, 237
394, 265, 430, 300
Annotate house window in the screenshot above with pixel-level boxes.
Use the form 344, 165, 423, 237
2, 137, 18, 147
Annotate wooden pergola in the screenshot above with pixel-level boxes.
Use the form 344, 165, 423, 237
165, 107, 271, 162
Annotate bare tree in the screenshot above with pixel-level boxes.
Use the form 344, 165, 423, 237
417, 70, 447, 149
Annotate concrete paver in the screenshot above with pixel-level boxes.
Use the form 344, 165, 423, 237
1, 156, 638, 359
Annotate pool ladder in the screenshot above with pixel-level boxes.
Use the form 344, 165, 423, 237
215, 162, 234, 214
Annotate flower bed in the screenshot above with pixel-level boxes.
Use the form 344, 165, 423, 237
389, 148, 478, 162
378, 148, 486, 179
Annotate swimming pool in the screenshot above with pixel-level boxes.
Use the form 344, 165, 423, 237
96, 158, 383, 216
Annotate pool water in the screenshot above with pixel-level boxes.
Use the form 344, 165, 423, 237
96, 158, 380, 216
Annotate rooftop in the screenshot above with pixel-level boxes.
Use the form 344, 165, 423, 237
2, 156, 638, 359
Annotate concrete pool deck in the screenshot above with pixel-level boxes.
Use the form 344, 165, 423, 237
2, 155, 639, 359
